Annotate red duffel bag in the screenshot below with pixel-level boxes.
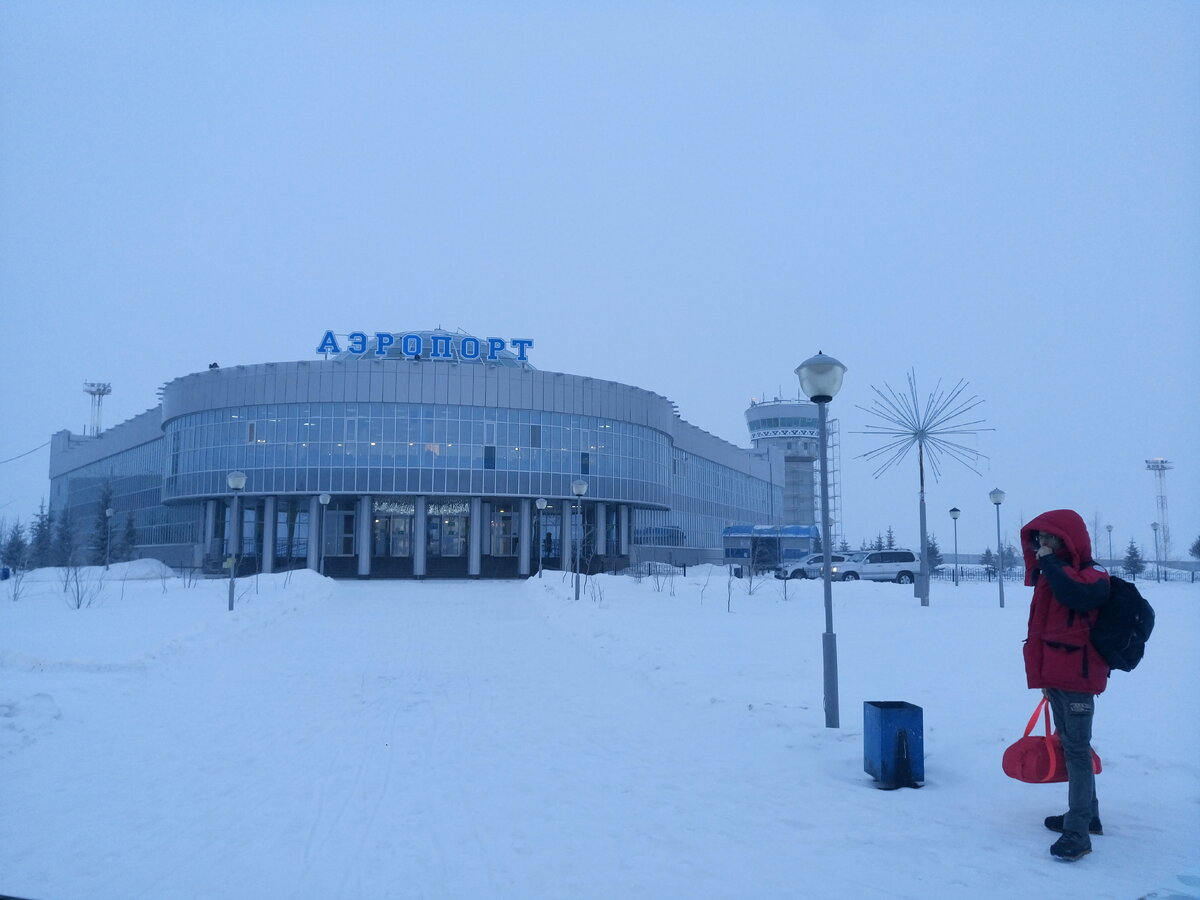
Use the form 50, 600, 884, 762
1002, 697, 1102, 784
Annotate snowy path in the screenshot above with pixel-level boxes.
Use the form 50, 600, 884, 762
3, 572, 1197, 899
6, 581, 827, 899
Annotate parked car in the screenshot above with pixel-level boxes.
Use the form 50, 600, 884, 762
777, 552, 856, 580
833, 549, 920, 583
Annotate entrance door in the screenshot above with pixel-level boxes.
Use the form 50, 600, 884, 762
426, 515, 466, 558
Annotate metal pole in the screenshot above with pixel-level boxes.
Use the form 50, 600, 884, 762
537, 507, 543, 578
818, 399, 839, 728
573, 500, 581, 602
1152, 524, 1161, 582
994, 502, 1005, 608
952, 516, 959, 586
228, 491, 240, 612
917, 444, 929, 605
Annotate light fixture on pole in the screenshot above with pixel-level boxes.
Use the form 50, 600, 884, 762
1105, 524, 1113, 565
949, 507, 961, 586
571, 481, 588, 602
227, 471, 247, 611
1151, 522, 1161, 583
104, 507, 114, 570
989, 488, 1005, 608
318, 492, 331, 577
797, 351, 847, 729
535, 498, 547, 578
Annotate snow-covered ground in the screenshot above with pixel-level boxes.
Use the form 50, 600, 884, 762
2, 561, 1197, 899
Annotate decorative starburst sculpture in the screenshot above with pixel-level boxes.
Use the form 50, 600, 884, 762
854, 370, 992, 606
856, 370, 990, 481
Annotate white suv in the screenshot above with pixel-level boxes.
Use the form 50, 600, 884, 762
834, 549, 920, 584
777, 552, 855, 580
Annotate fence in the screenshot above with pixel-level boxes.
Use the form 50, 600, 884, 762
931, 565, 1195, 584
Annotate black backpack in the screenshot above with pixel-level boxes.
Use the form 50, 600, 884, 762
1090, 575, 1155, 672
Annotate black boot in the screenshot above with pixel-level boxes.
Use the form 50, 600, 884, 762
1044, 814, 1103, 835
1050, 831, 1092, 861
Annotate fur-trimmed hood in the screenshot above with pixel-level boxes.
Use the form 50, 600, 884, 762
1020, 509, 1094, 586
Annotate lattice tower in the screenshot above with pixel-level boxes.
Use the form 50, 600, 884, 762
1145, 458, 1172, 561
83, 382, 112, 436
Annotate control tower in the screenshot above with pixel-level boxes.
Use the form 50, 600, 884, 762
746, 396, 842, 545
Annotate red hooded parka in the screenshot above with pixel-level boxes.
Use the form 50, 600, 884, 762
1021, 509, 1111, 694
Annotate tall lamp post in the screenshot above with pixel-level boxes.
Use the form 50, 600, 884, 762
1105, 524, 1113, 567
535, 498, 547, 578
797, 351, 847, 729
1151, 522, 1161, 583
571, 480, 588, 602
949, 507, 961, 586
104, 507, 114, 570
318, 492, 331, 576
989, 488, 1005, 608
227, 470, 247, 611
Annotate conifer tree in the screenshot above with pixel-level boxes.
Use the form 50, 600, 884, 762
926, 533, 943, 571
3, 521, 28, 570
29, 502, 53, 568
1122, 539, 1146, 580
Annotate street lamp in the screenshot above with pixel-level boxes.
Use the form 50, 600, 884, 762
227, 470, 247, 611
571, 480, 588, 602
535, 498, 547, 578
1151, 522, 1161, 583
797, 350, 847, 729
1105, 524, 1113, 566
949, 507, 961, 586
989, 488, 1005, 608
318, 492, 331, 576
105, 507, 114, 570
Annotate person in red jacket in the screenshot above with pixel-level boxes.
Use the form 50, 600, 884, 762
1020, 508, 1110, 862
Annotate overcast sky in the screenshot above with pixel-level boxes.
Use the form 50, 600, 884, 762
2, 2, 1197, 559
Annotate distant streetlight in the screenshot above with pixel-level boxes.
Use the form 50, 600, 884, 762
571, 480, 588, 602
535, 498, 548, 578
989, 488, 1005, 608
797, 350, 847, 729
1151, 522, 1161, 583
105, 507, 114, 570
227, 471, 247, 611
318, 492, 331, 577
949, 507, 961, 586
1105, 524, 1113, 565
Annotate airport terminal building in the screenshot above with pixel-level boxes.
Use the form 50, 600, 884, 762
49, 329, 796, 578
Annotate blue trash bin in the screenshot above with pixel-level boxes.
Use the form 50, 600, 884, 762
864, 701, 924, 789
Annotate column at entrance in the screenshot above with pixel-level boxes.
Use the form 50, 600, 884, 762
356, 495, 372, 578
262, 496, 277, 574
306, 495, 321, 571
594, 501, 607, 557
468, 497, 482, 577
413, 496, 427, 578
619, 504, 630, 556
560, 499, 572, 571
203, 499, 217, 567
518, 498, 531, 576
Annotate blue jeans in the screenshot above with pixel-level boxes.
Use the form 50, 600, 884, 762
1046, 688, 1099, 835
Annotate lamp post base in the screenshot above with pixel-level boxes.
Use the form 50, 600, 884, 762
823, 630, 840, 728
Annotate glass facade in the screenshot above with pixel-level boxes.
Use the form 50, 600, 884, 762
163, 403, 671, 508
50, 439, 201, 555
49, 337, 786, 576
